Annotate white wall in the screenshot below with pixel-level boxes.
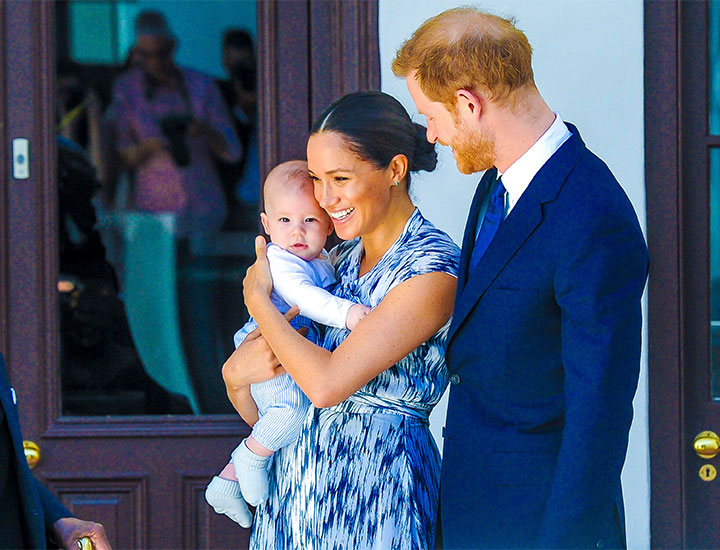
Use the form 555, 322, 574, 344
379, 1, 649, 548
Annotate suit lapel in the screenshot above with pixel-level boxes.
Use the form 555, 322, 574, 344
447, 127, 586, 344
457, 168, 497, 293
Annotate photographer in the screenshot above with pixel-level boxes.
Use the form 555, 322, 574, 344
109, 10, 241, 237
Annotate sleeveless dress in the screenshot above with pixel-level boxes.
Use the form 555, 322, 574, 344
250, 209, 460, 550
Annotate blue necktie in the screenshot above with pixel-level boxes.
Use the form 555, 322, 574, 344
469, 176, 506, 272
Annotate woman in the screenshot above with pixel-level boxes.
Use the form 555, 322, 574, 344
223, 91, 460, 549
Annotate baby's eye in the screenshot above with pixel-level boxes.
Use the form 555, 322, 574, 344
279, 217, 290, 223
305, 217, 317, 223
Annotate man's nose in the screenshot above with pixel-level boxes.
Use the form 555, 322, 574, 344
426, 124, 438, 144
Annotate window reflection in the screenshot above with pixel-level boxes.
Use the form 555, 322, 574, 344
57, 0, 259, 415
711, 1, 720, 135
710, 149, 720, 400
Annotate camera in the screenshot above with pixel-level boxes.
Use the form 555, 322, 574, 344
159, 113, 191, 167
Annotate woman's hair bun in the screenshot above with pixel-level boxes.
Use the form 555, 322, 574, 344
409, 122, 438, 173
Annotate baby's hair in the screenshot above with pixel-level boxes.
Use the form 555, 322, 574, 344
263, 159, 313, 205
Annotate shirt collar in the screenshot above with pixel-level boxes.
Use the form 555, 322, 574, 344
498, 112, 572, 212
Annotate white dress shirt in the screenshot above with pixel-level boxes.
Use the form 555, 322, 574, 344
500, 112, 572, 214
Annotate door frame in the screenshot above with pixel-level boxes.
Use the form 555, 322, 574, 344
646, 1, 720, 547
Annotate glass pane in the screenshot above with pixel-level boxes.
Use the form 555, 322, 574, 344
710, 1, 720, 134
710, 149, 720, 400
57, 0, 259, 415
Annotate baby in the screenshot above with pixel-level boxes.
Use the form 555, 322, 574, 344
205, 160, 370, 527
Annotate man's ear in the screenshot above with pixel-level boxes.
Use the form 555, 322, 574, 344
260, 212, 271, 235
455, 88, 483, 122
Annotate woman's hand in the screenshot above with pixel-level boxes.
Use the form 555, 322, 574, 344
243, 236, 274, 316
222, 308, 304, 425
223, 325, 285, 392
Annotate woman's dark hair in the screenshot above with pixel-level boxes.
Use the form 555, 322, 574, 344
310, 91, 437, 186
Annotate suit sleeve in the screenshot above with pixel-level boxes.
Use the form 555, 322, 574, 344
35, 478, 73, 536
268, 249, 356, 329
536, 203, 649, 548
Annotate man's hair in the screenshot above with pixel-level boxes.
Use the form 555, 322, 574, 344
223, 29, 254, 52
392, 7, 535, 108
263, 160, 312, 204
134, 10, 173, 40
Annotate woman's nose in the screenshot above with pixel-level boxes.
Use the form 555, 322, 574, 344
316, 181, 338, 208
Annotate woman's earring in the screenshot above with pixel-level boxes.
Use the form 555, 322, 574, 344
394, 181, 400, 186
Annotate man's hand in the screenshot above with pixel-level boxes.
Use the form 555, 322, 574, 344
120, 137, 166, 168
188, 118, 228, 157
52, 517, 111, 550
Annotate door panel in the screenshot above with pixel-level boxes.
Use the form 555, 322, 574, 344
0, 0, 378, 547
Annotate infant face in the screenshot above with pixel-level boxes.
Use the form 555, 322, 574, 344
261, 185, 333, 261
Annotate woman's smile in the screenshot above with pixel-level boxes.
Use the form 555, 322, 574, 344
328, 207, 355, 222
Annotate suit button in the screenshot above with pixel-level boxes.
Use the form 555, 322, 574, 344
596, 540, 604, 549
450, 374, 461, 385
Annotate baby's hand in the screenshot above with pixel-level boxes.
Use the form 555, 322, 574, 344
346, 304, 371, 330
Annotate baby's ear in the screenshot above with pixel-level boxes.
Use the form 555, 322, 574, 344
260, 212, 271, 235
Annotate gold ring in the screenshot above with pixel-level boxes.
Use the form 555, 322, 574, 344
77, 537, 92, 550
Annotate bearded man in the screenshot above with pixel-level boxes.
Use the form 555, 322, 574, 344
394, 8, 649, 549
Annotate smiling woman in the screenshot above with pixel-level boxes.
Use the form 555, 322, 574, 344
222, 90, 460, 548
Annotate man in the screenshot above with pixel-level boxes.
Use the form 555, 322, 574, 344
0, 353, 110, 549
110, 10, 241, 238
393, 8, 649, 549
215, 28, 260, 230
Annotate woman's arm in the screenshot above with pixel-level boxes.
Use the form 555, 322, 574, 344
244, 238, 457, 408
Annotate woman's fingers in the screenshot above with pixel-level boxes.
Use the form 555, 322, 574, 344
255, 235, 267, 259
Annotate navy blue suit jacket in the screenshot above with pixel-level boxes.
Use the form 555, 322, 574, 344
441, 124, 649, 549
0, 353, 71, 548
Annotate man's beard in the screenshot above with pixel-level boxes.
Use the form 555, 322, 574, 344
452, 118, 495, 175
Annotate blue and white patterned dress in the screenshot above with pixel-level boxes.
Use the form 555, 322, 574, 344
250, 209, 460, 550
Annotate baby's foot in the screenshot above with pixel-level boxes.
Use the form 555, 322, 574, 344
232, 439, 270, 506
205, 476, 253, 527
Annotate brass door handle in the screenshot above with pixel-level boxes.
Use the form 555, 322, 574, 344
23, 440, 41, 469
693, 431, 720, 459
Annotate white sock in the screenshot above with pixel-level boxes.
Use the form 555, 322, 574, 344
232, 439, 271, 506
205, 476, 253, 528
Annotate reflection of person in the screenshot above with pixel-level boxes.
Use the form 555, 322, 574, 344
216, 29, 260, 228
0, 353, 111, 549
110, 10, 241, 237
223, 91, 460, 548
205, 160, 370, 527
393, 8, 650, 549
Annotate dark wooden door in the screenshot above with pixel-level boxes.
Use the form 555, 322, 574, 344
0, 1, 378, 547
647, 1, 720, 547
